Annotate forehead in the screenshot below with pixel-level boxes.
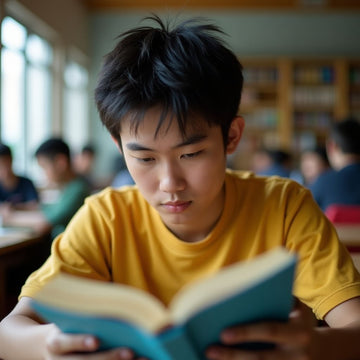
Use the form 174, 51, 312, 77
302, 152, 321, 161
0, 156, 12, 166
121, 108, 212, 141
37, 155, 55, 167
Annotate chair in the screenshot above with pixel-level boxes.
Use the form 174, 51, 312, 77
325, 204, 360, 224
326, 205, 360, 273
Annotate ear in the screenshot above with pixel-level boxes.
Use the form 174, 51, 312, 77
226, 116, 245, 155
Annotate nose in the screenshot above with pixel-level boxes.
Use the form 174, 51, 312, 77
159, 161, 186, 193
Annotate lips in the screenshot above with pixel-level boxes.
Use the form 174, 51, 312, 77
161, 201, 191, 213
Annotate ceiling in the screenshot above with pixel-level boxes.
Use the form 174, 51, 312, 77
84, 0, 360, 11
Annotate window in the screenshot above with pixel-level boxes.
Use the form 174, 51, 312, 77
63, 61, 89, 153
1, 16, 53, 179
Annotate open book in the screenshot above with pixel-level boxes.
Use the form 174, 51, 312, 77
31, 247, 297, 360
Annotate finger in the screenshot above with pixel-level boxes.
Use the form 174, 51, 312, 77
46, 332, 99, 355
53, 348, 135, 360
82, 348, 135, 360
46, 340, 135, 360
220, 322, 310, 347
96, 348, 134, 360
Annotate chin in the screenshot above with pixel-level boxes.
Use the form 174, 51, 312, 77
162, 211, 192, 225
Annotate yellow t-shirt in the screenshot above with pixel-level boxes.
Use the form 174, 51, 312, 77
20, 170, 360, 320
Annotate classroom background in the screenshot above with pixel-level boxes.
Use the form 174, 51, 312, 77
1, 0, 360, 321
1, 0, 360, 187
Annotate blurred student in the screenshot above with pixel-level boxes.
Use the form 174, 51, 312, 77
5, 138, 90, 238
0, 143, 38, 211
252, 147, 292, 178
310, 118, 360, 211
74, 143, 97, 187
291, 146, 331, 187
111, 154, 134, 188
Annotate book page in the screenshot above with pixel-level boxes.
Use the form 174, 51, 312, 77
33, 274, 172, 333
169, 247, 295, 324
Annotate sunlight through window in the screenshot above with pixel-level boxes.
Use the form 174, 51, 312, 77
1, 16, 53, 179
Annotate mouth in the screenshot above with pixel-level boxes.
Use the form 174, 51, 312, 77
161, 201, 192, 213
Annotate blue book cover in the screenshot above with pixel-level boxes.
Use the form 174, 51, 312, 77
31, 247, 297, 360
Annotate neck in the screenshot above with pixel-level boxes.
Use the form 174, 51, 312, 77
337, 154, 360, 169
172, 212, 223, 243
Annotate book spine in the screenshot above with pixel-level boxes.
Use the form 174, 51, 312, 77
159, 326, 200, 360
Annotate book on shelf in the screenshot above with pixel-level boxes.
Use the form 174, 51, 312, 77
31, 246, 297, 360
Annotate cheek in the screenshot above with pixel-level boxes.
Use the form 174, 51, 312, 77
128, 165, 157, 194
43, 166, 58, 182
45, 171, 55, 182
188, 156, 227, 191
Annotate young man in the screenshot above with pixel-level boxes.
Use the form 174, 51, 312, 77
310, 117, 360, 211
0, 143, 38, 210
35, 138, 92, 237
4, 138, 91, 238
1, 16, 360, 360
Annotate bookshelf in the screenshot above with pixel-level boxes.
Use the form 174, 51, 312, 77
291, 59, 337, 155
233, 57, 360, 170
234, 59, 280, 170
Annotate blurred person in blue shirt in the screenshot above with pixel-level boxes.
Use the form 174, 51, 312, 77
0, 143, 38, 211
252, 147, 292, 178
310, 117, 360, 211
291, 146, 331, 188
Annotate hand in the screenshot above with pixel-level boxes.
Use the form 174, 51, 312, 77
206, 302, 318, 360
44, 326, 146, 360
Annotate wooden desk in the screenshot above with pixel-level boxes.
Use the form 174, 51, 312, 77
0, 228, 45, 255
334, 224, 360, 271
0, 228, 50, 319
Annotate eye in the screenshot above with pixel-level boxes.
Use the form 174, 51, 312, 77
137, 157, 155, 163
181, 150, 202, 159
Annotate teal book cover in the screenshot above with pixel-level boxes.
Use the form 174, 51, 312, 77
31, 247, 297, 360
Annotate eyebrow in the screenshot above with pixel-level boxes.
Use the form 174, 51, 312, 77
125, 134, 208, 152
